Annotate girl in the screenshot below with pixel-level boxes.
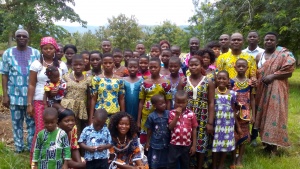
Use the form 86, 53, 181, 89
43, 66, 67, 107
58, 109, 86, 169
177, 56, 215, 169
150, 44, 161, 58
212, 70, 242, 169
145, 94, 170, 169
137, 55, 151, 79
160, 49, 172, 76
123, 49, 133, 67
80, 50, 90, 74
123, 58, 143, 121
86, 51, 102, 76
32, 107, 70, 169
90, 53, 125, 124
108, 112, 149, 169
133, 51, 140, 59
137, 57, 172, 144
166, 56, 184, 109
231, 59, 255, 168
61, 54, 92, 134
63, 44, 77, 71
113, 48, 129, 77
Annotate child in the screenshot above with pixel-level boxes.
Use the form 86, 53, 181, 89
231, 59, 255, 167
160, 49, 172, 76
86, 51, 102, 76
170, 45, 187, 76
78, 109, 112, 169
32, 107, 71, 169
63, 44, 77, 71
177, 56, 215, 169
145, 94, 170, 169
61, 54, 92, 135
205, 41, 221, 59
123, 49, 133, 67
43, 66, 67, 107
123, 58, 143, 121
137, 55, 151, 79
137, 57, 172, 144
150, 44, 161, 58
133, 51, 140, 59
212, 70, 242, 169
168, 90, 198, 169
80, 50, 91, 74
136, 43, 146, 56
112, 48, 129, 77
166, 56, 184, 109
198, 49, 216, 74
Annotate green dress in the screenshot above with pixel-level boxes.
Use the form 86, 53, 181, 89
33, 128, 71, 169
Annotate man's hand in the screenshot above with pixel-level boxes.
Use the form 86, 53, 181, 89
2, 95, 10, 108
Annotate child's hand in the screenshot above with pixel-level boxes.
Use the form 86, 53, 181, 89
62, 162, 68, 169
250, 77, 257, 87
206, 124, 214, 136
97, 145, 106, 152
250, 117, 255, 124
175, 107, 182, 117
137, 122, 141, 131
237, 127, 243, 137
87, 146, 97, 153
189, 145, 196, 156
31, 166, 37, 169
145, 142, 150, 151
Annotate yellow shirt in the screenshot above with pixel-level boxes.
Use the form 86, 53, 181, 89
216, 51, 257, 79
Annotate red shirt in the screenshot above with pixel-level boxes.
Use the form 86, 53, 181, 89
169, 108, 198, 146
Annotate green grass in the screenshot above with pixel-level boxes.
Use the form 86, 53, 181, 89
0, 69, 299, 169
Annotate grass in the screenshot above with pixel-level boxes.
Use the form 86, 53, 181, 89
0, 69, 299, 169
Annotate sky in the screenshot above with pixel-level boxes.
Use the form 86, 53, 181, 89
56, 0, 195, 26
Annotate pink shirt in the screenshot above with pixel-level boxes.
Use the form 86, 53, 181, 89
169, 108, 198, 146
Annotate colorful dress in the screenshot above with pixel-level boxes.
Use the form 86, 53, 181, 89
114, 67, 129, 77
124, 78, 143, 121
91, 76, 125, 115
216, 51, 257, 79
182, 76, 209, 153
231, 78, 253, 144
44, 79, 67, 106
139, 81, 172, 132
32, 128, 71, 169
137, 70, 151, 80
166, 75, 183, 109
69, 125, 80, 150
255, 46, 295, 147
212, 90, 236, 152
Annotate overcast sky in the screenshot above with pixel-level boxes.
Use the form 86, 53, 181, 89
56, 0, 195, 26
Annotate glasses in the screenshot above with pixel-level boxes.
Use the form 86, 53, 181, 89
16, 35, 28, 39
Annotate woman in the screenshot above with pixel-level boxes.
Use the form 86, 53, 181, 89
27, 36, 68, 161
159, 40, 170, 50
58, 109, 86, 169
108, 112, 149, 169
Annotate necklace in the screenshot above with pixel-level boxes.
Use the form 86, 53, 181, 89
43, 60, 53, 66
117, 136, 127, 146
217, 87, 227, 94
234, 77, 248, 89
102, 73, 114, 78
73, 71, 85, 82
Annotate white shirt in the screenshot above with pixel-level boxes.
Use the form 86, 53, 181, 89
242, 46, 264, 59
30, 60, 68, 100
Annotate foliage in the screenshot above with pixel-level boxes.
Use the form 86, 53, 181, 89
0, 0, 86, 48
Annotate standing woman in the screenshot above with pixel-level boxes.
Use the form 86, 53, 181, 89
64, 44, 77, 71
27, 37, 68, 162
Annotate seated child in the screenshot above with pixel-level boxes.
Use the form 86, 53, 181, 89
32, 107, 71, 169
78, 109, 112, 169
43, 66, 66, 107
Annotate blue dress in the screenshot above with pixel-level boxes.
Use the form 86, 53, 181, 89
124, 78, 143, 121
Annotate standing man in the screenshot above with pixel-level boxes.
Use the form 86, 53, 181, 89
243, 31, 264, 58
101, 39, 112, 54
0, 29, 40, 153
219, 34, 231, 54
255, 32, 295, 154
181, 37, 200, 67
217, 32, 257, 79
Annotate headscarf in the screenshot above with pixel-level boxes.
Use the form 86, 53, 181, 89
40, 36, 59, 52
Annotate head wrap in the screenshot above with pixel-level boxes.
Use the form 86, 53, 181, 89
15, 29, 29, 38
40, 36, 59, 52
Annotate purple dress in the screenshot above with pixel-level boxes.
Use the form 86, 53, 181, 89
212, 90, 236, 152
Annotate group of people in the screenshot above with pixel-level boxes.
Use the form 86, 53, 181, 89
0, 29, 295, 169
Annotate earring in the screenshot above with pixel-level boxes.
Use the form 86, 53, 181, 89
53, 53, 56, 59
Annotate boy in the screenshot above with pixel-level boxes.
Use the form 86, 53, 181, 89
78, 109, 112, 169
168, 90, 198, 169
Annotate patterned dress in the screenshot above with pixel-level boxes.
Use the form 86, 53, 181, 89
212, 90, 236, 152
166, 74, 184, 109
32, 128, 71, 169
182, 76, 209, 153
139, 81, 172, 132
91, 76, 125, 115
124, 78, 143, 121
44, 79, 67, 106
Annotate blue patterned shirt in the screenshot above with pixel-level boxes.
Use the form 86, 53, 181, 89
78, 125, 112, 161
0, 46, 40, 105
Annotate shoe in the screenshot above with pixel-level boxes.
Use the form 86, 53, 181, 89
250, 140, 258, 147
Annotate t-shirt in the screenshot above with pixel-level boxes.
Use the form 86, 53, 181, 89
30, 60, 68, 100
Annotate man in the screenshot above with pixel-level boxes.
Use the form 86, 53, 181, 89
255, 32, 295, 154
135, 43, 146, 56
242, 31, 264, 58
0, 29, 40, 153
219, 34, 231, 54
181, 37, 200, 67
101, 39, 112, 54
217, 33, 257, 79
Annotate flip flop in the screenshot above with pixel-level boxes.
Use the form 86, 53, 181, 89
230, 165, 236, 169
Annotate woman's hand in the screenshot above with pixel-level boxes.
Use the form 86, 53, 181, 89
206, 123, 214, 136
27, 104, 34, 117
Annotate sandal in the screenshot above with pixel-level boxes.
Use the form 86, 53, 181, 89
230, 165, 236, 169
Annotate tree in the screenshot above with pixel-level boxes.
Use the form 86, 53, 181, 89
0, 0, 86, 48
